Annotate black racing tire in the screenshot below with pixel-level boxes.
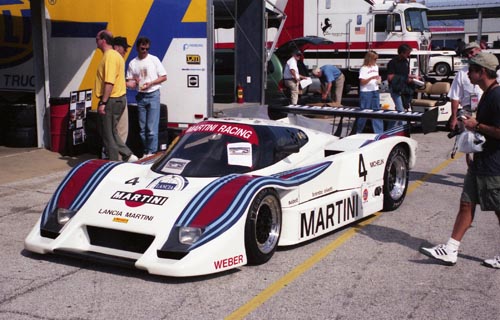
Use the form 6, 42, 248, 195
382, 145, 409, 211
159, 103, 168, 129
5, 126, 37, 148
434, 62, 451, 77
245, 188, 282, 265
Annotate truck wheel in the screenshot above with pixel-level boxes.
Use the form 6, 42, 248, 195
382, 146, 409, 211
245, 188, 282, 265
434, 62, 451, 76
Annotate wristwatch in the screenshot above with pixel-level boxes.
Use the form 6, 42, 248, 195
99, 100, 107, 106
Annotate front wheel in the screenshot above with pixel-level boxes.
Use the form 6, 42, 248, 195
245, 188, 282, 265
382, 146, 409, 211
434, 62, 451, 76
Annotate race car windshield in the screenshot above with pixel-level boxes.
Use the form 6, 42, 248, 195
152, 122, 309, 177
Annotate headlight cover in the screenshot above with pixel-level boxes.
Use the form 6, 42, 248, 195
179, 227, 203, 245
57, 208, 77, 225
40, 207, 77, 239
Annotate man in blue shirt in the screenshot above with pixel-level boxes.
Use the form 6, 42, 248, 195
313, 65, 345, 104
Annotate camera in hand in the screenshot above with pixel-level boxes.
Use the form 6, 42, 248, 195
448, 110, 466, 139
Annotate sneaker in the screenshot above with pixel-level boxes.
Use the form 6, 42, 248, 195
420, 244, 457, 266
126, 154, 139, 162
483, 256, 500, 269
140, 153, 154, 160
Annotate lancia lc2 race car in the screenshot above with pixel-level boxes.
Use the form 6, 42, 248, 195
25, 112, 423, 277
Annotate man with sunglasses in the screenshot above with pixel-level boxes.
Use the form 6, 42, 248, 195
126, 37, 167, 158
112, 36, 131, 149
447, 42, 483, 132
420, 52, 500, 269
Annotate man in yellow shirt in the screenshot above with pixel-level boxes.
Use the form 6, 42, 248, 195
95, 30, 137, 162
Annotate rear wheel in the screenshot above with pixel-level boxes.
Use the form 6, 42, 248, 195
382, 146, 409, 211
245, 188, 282, 265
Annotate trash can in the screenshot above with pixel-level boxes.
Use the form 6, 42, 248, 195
49, 97, 70, 154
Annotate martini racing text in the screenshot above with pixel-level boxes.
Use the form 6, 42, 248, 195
111, 191, 168, 206
301, 194, 359, 238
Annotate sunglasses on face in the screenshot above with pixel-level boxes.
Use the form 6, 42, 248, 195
139, 47, 150, 52
469, 65, 482, 73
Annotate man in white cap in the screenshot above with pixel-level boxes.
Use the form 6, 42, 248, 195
448, 41, 500, 131
420, 52, 500, 269
283, 49, 307, 105
448, 42, 483, 132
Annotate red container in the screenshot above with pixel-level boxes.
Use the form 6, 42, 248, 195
49, 98, 70, 153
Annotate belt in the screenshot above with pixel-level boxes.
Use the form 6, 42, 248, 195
283, 78, 296, 81
99, 94, 125, 100
109, 94, 126, 99
138, 89, 159, 95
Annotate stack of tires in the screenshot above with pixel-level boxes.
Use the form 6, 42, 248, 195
4, 103, 37, 148
158, 103, 169, 152
126, 104, 143, 157
0, 102, 7, 146
85, 110, 101, 156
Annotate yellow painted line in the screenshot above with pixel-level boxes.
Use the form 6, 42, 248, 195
407, 152, 463, 194
225, 153, 463, 320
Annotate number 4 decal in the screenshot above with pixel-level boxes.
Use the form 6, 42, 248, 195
125, 177, 140, 185
358, 154, 367, 181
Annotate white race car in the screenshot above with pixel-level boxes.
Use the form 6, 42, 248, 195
25, 113, 423, 277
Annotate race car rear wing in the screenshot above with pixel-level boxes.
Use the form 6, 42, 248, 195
269, 105, 439, 137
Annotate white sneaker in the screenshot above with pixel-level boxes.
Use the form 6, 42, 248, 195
140, 153, 154, 160
420, 244, 457, 266
483, 256, 500, 269
127, 154, 139, 162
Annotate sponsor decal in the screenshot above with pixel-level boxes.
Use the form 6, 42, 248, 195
181, 67, 205, 71
182, 43, 203, 51
187, 74, 199, 87
369, 159, 384, 168
113, 217, 129, 224
149, 175, 189, 191
185, 121, 259, 144
98, 208, 154, 221
214, 254, 244, 270
363, 188, 368, 201
186, 54, 200, 64
0, 1, 33, 69
311, 186, 333, 198
111, 189, 168, 207
300, 194, 359, 238
288, 198, 299, 205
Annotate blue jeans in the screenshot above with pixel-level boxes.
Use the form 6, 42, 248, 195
387, 90, 405, 129
136, 90, 160, 154
357, 91, 384, 134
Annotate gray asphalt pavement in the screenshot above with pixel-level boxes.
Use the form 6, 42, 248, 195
0, 129, 499, 320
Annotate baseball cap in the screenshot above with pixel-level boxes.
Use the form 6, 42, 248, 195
113, 36, 131, 48
292, 49, 302, 56
469, 52, 499, 71
464, 42, 480, 51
